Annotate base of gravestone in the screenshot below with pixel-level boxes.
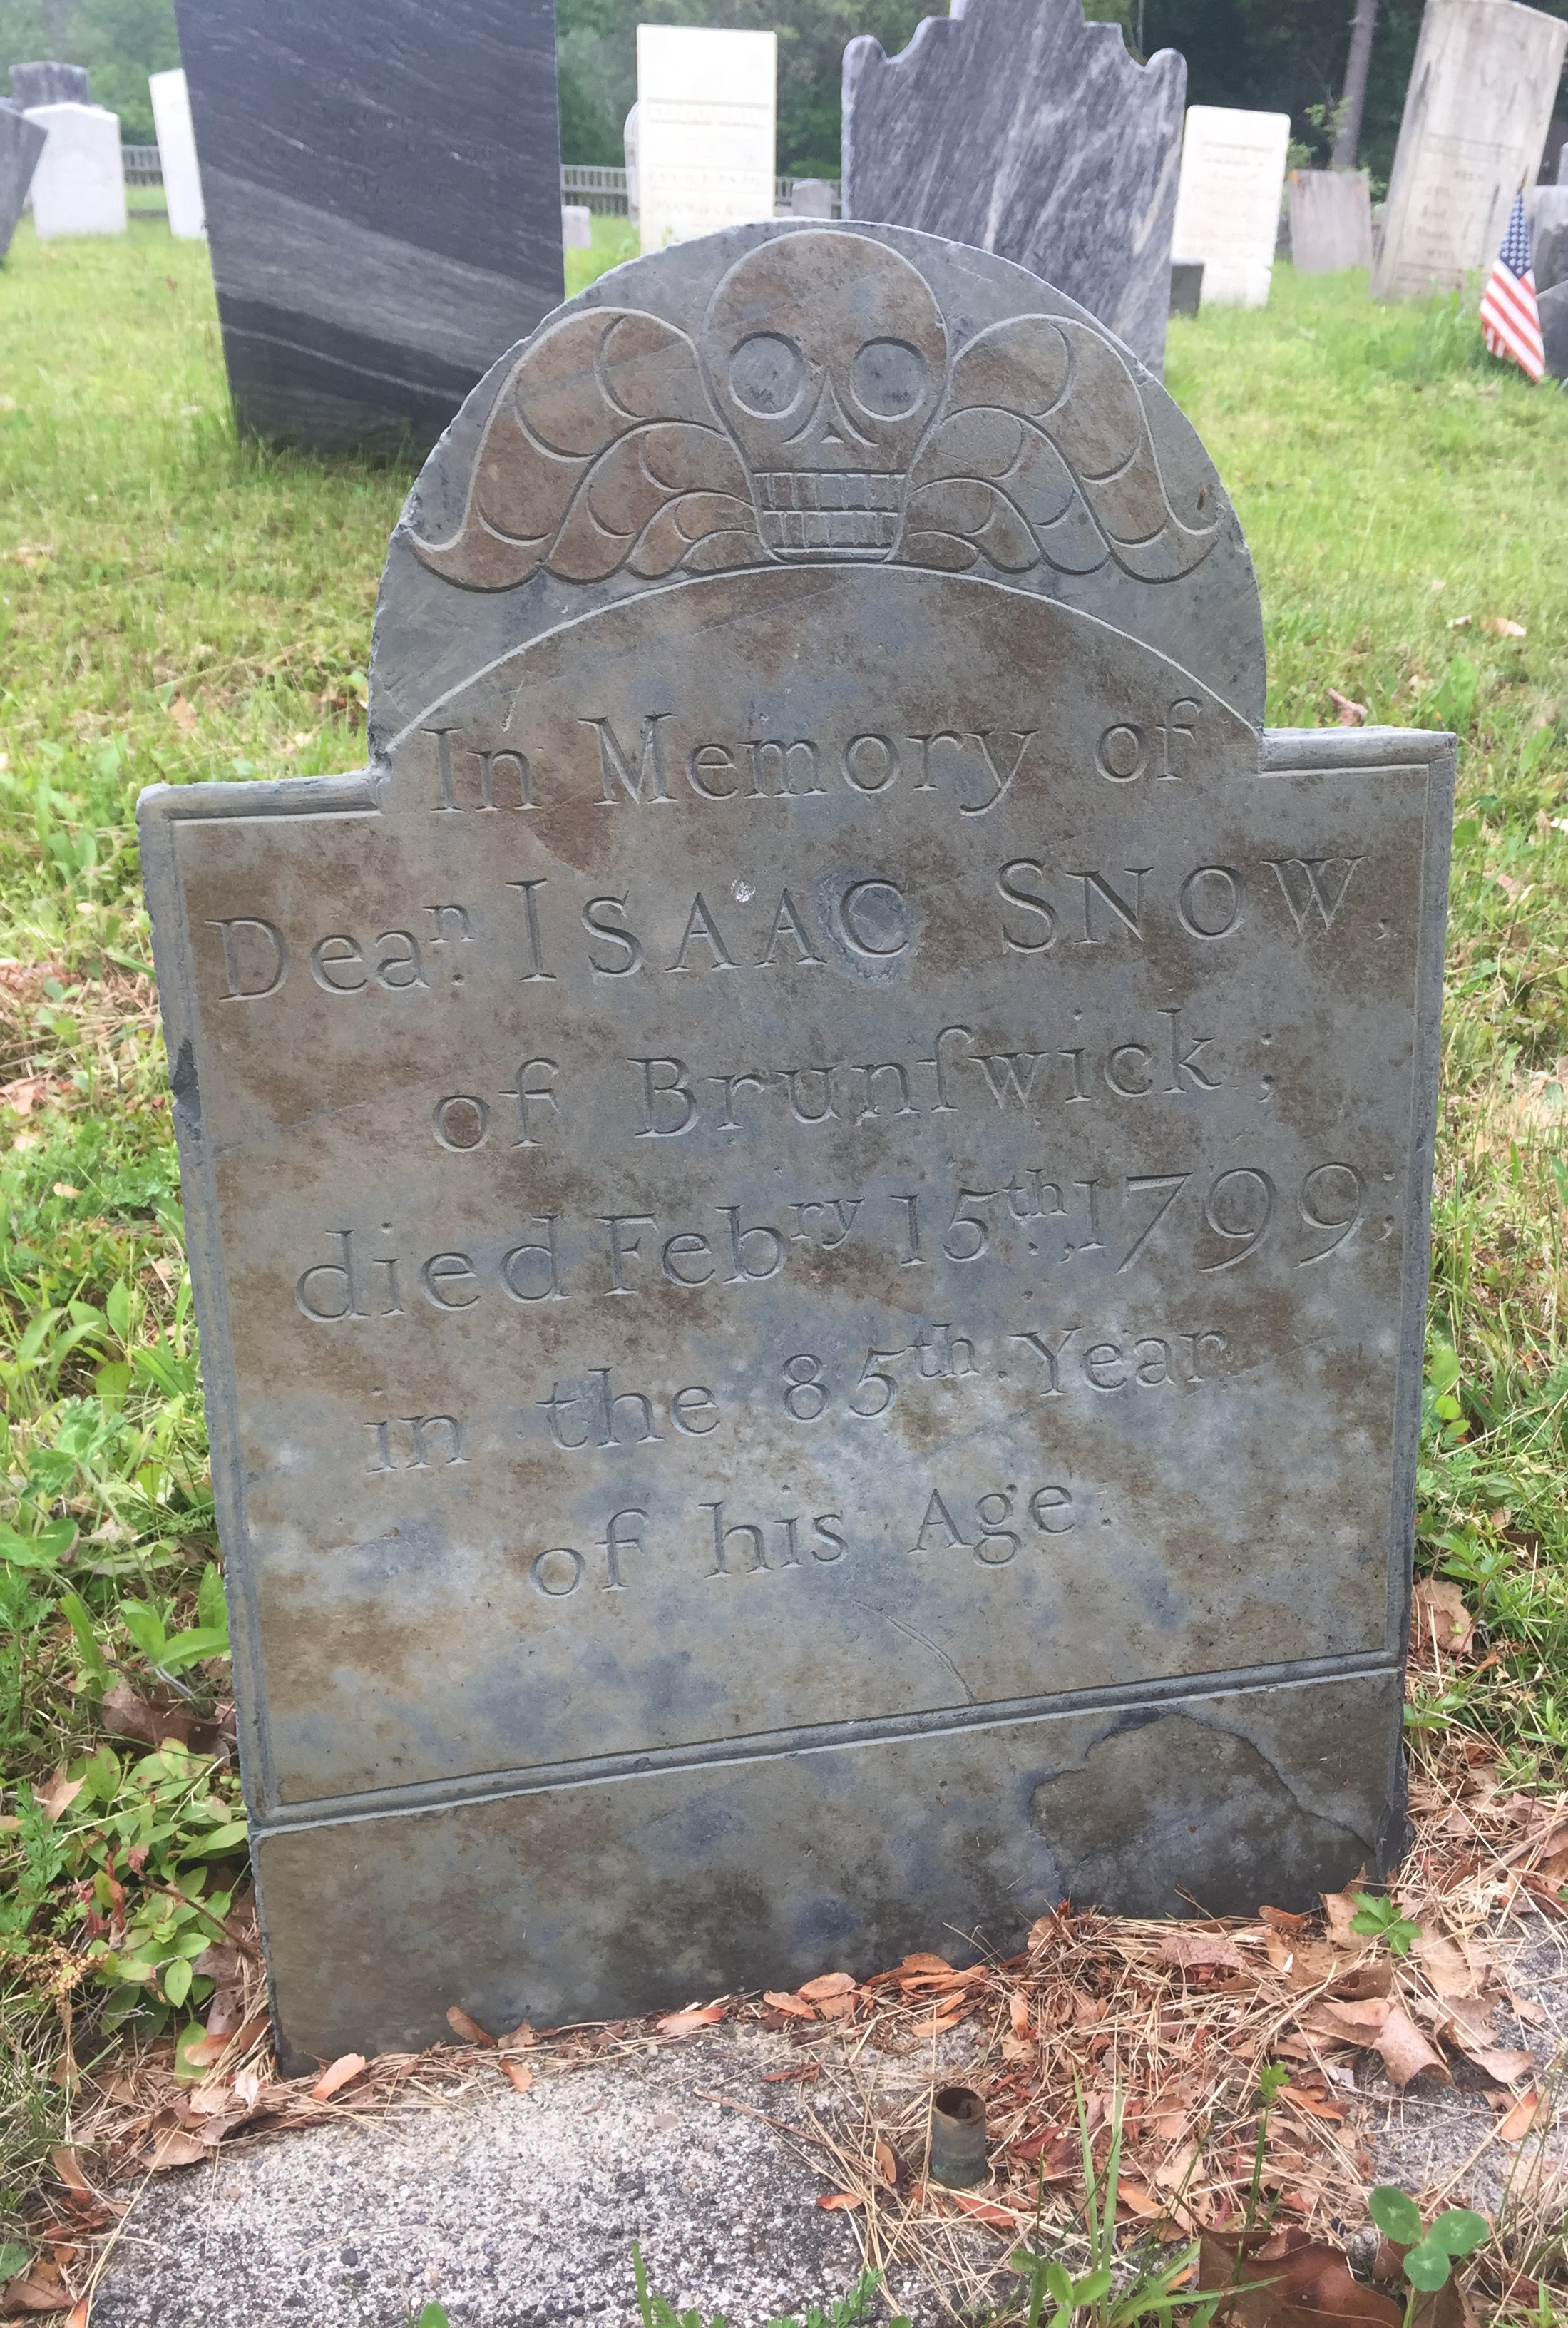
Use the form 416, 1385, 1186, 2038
1169, 257, 1204, 314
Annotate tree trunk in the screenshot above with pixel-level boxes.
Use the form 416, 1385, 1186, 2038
1332, 0, 1380, 168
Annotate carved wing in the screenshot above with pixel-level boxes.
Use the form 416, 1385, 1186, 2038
410, 308, 761, 589
901, 316, 1223, 584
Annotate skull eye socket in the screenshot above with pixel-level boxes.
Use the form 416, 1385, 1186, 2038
851, 338, 928, 420
727, 332, 806, 418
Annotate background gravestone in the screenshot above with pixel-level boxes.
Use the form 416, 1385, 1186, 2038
170, 0, 565, 452
635, 25, 777, 255
0, 104, 45, 258
1171, 107, 1291, 307
1534, 184, 1568, 374
1373, 0, 1567, 301
790, 177, 836, 218
9, 61, 89, 107
141, 220, 1451, 2071
149, 67, 204, 241
24, 99, 126, 238
624, 103, 640, 224
841, 0, 1184, 376
1288, 168, 1374, 273
1169, 257, 1204, 314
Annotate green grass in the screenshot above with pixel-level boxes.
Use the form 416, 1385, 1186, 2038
0, 225, 1564, 2245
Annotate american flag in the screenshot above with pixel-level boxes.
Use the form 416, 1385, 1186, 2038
1480, 190, 1544, 382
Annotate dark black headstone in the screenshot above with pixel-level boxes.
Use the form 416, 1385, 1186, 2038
0, 103, 46, 258
9, 61, 90, 107
1541, 279, 1568, 381
171, 0, 565, 454
1169, 258, 1204, 316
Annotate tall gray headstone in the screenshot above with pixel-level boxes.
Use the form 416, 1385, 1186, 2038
1288, 169, 1375, 274
0, 103, 46, 258
170, 0, 565, 452
1374, 0, 1567, 301
9, 61, 90, 107
141, 222, 1451, 2071
842, 0, 1184, 374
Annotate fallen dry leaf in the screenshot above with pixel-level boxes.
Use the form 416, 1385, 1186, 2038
309, 2052, 367, 2101
38, 1767, 86, 1823
814, 1992, 858, 2021
899, 1951, 955, 1974
1200, 2229, 1403, 2328
1259, 1904, 1311, 1935
1118, 2175, 1167, 2217
1460, 2045, 1534, 2086
1482, 617, 1527, 638
445, 2006, 496, 2047
906, 2008, 966, 2037
1373, 2003, 1451, 2088
949, 2192, 1019, 2228
168, 695, 198, 732
874, 2138, 898, 2187
65, 2304, 89, 2328
1329, 688, 1368, 727
1008, 1991, 1031, 2035
655, 2005, 727, 2035
764, 1990, 816, 2019
798, 1971, 856, 2001
1499, 2088, 1549, 2142
1159, 1931, 1244, 1971
148, 2129, 206, 2170
1412, 1581, 1475, 1658
1320, 1889, 1365, 1949
1413, 1931, 1476, 1996
499, 2060, 533, 2093
2, 2262, 70, 2314
816, 2191, 862, 2211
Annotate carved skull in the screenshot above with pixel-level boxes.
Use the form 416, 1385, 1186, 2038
702, 231, 948, 560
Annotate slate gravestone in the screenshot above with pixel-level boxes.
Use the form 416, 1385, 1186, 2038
9, 61, 89, 107
1171, 108, 1291, 307
25, 101, 126, 238
0, 104, 45, 258
636, 26, 777, 255
149, 68, 204, 240
1374, 0, 1567, 301
142, 221, 1452, 2070
1288, 169, 1374, 274
1169, 257, 1204, 314
842, 0, 1183, 376
1533, 186, 1568, 374
170, 0, 565, 452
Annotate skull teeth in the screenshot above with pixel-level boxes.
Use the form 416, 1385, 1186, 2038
757, 471, 901, 555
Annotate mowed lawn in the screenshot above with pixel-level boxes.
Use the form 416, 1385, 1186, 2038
0, 210, 1565, 2233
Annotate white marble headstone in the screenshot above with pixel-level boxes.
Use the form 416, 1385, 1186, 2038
562, 202, 592, 249
1171, 107, 1291, 307
635, 24, 776, 255
149, 67, 204, 239
24, 101, 127, 238
1374, 0, 1567, 301
1288, 168, 1373, 274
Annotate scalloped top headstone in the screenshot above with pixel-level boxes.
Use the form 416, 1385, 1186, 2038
140, 223, 1451, 2069
841, 0, 1184, 374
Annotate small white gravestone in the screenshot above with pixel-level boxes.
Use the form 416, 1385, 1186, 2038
1171, 106, 1291, 306
561, 201, 592, 248
1374, 0, 1567, 301
24, 101, 127, 238
149, 67, 204, 238
635, 24, 776, 255
624, 102, 640, 223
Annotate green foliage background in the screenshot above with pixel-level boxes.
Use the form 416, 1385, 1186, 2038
5, 0, 1568, 179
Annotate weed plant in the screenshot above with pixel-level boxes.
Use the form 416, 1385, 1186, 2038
0, 230, 1564, 2238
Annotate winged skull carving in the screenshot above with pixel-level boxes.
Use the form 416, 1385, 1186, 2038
411, 231, 1221, 592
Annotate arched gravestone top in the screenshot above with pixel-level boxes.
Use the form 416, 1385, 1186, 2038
371, 225, 1265, 753
140, 223, 1451, 2071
